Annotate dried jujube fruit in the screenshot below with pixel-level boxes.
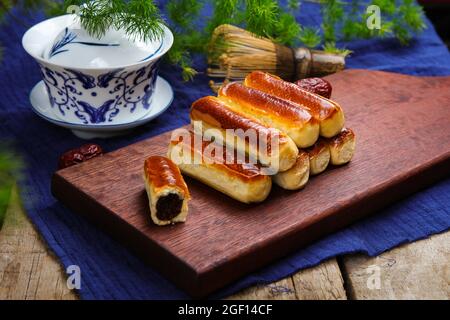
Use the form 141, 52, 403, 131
58, 143, 103, 169
295, 77, 332, 99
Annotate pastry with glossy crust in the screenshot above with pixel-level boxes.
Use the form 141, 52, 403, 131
273, 150, 310, 190
143, 156, 190, 226
191, 96, 298, 172
168, 130, 272, 203
218, 82, 320, 148
325, 128, 356, 165
244, 71, 345, 138
306, 140, 331, 175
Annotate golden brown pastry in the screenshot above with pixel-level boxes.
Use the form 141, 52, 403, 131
168, 130, 272, 203
272, 150, 310, 190
306, 140, 330, 175
218, 82, 319, 148
244, 71, 345, 138
190, 96, 298, 172
143, 156, 190, 226
325, 128, 356, 165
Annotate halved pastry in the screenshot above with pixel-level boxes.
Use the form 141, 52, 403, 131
143, 156, 190, 226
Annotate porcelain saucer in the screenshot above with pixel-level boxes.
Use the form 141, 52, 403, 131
30, 76, 174, 139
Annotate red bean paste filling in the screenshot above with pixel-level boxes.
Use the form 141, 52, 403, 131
156, 193, 183, 221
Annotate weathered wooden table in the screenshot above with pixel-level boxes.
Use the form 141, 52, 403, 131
0, 186, 448, 300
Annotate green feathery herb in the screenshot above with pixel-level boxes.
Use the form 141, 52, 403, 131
166, 0, 206, 81
330, 0, 427, 44
288, 0, 300, 11
0, 0, 13, 24
207, 0, 241, 33
167, 0, 202, 30
321, 0, 344, 43
273, 12, 301, 46
0, 0, 428, 80
245, 0, 279, 37
59, 0, 426, 80
63, 0, 164, 42
0, 147, 22, 229
299, 26, 322, 48
323, 41, 352, 57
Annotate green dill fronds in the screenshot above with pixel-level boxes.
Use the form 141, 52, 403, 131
0, 147, 22, 229
43, 0, 67, 17
320, 0, 344, 43
342, 19, 362, 40
166, 0, 208, 81
167, 40, 198, 81
245, 0, 279, 38
399, 0, 427, 32
0, 0, 13, 23
323, 41, 352, 57
167, 0, 203, 31
64, 0, 164, 42
391, 0, 426, 45
274, 13, 301, 46
392, 22, 412, 46
9, 0, 425, 81
180, 64, 198, 82
168, 46, 197, 81
244, 0, 301, 46
288, 0, 300, 11
207, 0, 240, 34
121, 0, 164, 41
298, 26, 322, 48
373, 0, 396, 15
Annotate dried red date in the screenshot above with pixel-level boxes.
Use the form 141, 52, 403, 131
58, 150, 85, 169
295, 77, 332, 99
79, 143, 103, 160
58, 143, 103, 169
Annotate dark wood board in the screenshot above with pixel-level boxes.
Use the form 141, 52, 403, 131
51, 70, 450, 297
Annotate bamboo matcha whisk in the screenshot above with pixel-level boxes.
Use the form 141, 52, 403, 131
207, 24, 346, 90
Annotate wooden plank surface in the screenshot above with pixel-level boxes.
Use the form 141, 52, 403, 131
291, 259, 347, 300
51, 70, 450, 296
0, 187, 448, 299
228, 259, 346, 300
340, 231, 450, 300
0, 186, 77, 300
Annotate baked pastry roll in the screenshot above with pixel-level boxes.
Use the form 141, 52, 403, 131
218, 82, 319, 148
168, 130, 272, 203
325, 128, 356, 165
143, 156, 190, 226
272, 150, 310, 190
244, 71, 345, 138
306, 140, 330, 175
190, 96, 298, 172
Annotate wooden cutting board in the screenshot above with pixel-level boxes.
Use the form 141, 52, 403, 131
51, 70, 450, 297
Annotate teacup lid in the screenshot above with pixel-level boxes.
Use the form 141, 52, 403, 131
44, 21, 164, 68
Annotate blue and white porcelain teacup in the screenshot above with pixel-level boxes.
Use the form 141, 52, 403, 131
22, 14, 173, 125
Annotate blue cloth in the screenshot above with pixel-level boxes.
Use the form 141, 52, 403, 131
1, 3, 449, 299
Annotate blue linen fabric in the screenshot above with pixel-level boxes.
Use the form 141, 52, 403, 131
0, 2, 449, 299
